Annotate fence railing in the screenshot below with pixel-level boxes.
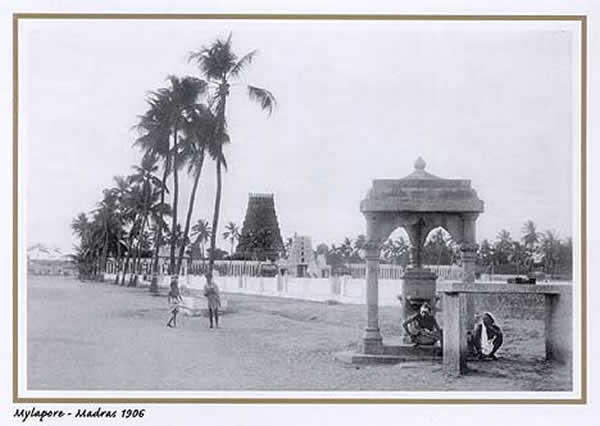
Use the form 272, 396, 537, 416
105, 257, 464, 281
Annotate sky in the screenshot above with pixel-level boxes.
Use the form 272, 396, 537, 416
20, 19, 575, 254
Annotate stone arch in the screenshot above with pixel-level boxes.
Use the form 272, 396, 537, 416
422, 226, 457, 266
424, 225, 454, 244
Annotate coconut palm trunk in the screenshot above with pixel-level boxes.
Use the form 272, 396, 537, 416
169, 129, 180, 276
132, 215, 149, 287
121, 251, 130, 286
114, 240, 122, 284
121, 234, 135, 286
176, 150, 205, 274
150, 164, 169, 292
128, 224, 142, 287
207, 97, 227, 282
188, 36, 276, 281
100, 226, 109, 282
208, 155, 223, 281
133, 184, 152, 286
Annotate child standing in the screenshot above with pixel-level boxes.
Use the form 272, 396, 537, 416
167, 275, 183, 328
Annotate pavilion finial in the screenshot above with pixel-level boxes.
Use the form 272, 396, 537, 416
414, 157, 426, 171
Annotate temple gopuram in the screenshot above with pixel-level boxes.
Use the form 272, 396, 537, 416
235, 193, 285, 261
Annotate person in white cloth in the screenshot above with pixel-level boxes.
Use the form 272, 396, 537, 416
468, 312, 504, 360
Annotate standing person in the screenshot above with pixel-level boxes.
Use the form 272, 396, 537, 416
402, 302, 442, 347
167, 275, 181, 304
203, 275, 221, 329
166, 275, 183, 328
469, 312, 504, 360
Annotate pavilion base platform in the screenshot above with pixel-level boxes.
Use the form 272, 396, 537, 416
336, 339, 441, 366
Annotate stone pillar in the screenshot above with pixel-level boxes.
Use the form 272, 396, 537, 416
460, 243, 477, 284
407, 219, 425, 269
460, 215, 478, 283
408, 245, 421, 269
460, 216, 478, 331
442, 291, 469, 375
545, 290, 572, 364
362, 242, 383, 354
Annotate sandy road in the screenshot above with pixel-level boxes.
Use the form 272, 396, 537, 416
27, 276, 570, 392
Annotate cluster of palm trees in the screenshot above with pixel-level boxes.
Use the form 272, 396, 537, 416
479, 220, 572, 277
70, 159, 170, 286
314, 230, 455, 267
312, 220, 572, 277
187, 219, 240, 260
70, 34, 274, 291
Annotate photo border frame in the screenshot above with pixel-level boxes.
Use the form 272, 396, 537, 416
12, 13, 588, 404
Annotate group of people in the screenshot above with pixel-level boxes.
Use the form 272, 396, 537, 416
166, 274, 222, 329
402, 301, 504, 360
164, 276, 502, 359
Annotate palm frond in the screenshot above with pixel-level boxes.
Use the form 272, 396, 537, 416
228, 50, 257, 79
188, 33, 238, 81
247, 85, 276, 116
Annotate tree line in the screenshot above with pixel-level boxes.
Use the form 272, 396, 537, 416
311, 220, 572, 278
70, 34, 274, 291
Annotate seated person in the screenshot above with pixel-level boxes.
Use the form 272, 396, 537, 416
402, 302, 442, 346
468, 312, 504, 360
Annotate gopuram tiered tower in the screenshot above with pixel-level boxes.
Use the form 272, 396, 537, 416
236, 193, 285, 261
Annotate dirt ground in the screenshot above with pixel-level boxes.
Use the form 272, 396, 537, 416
27, 276, 571, 391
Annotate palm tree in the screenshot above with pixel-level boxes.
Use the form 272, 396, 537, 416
92, 189, 122, 281
191, 219, 212, 259
108, 176, 130, 284
135, 92, 172, 290
188, 33, 276, 283
71, 213, 90, 244
478, 239, 493, 266
424, 229, 453, 266
383, 236, 409, 266
175, 104, 216, 274
353, 234, 367, 261
161, 76, 208, 276
541, 230, 560, 275
495, 229, 513, 265
119, 184, 144, 286
128, 156, 166, 285
521, 220, 540, 251
222, 222, 240, 255
71, 213, 93, 280
509, 241, 525, 275
339, 238, 354, 263
134, 76, 207, 288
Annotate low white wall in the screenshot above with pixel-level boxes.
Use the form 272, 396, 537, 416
103, 272, 571, 309
103, 272, 416, 306
181, 274, 407, 306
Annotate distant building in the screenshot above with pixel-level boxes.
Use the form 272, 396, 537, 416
236, 193, 284, 261
27, 259, 76, 276
27, 245, 75, 276
283, 234, 330, 278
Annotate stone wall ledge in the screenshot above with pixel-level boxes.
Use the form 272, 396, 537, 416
437, 282, 571, 295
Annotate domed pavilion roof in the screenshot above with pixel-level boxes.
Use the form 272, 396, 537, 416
360, 157, 484, 213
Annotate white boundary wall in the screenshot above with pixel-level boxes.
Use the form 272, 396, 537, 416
104, 273, 405, 306
183, 275, 404, 306
103, 273, 571, 307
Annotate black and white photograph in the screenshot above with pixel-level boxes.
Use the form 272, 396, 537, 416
8, 8, 591, 411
